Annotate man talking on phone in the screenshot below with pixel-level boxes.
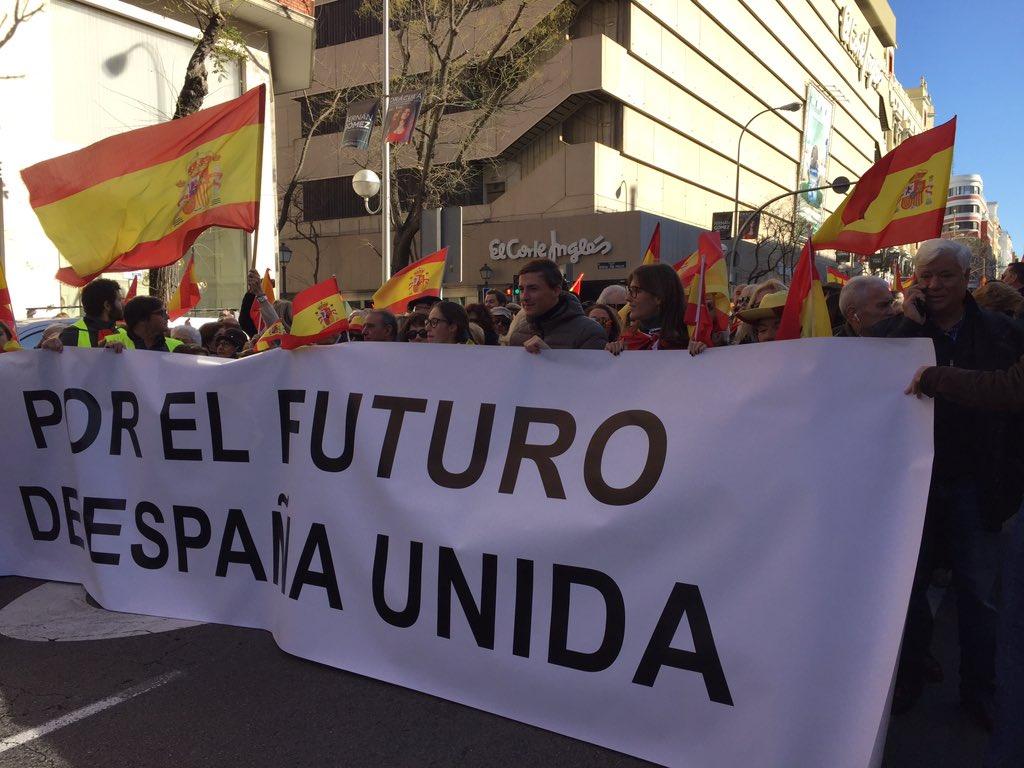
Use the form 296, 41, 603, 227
878, 238, 1024, 725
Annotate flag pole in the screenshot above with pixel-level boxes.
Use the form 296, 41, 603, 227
251, 84, 267, 273
693, 250, 706, 338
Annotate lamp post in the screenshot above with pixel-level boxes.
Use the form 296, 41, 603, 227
726, 176, 854, 286
479, 263, 493, 301
730, 102, 802, 282
279, 242, 293, 297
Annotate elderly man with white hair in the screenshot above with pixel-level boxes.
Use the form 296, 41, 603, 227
836, 275, 899, 336
884, 238, 1024, 725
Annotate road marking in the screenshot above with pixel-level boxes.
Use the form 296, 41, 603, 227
0, 583, 203, 642
0, 670, 183, 755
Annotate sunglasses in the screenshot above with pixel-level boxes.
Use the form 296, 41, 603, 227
405, 329, 428, 340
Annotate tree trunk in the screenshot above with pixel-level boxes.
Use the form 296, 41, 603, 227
392, 207, 422, 273
149, 5, 224, 300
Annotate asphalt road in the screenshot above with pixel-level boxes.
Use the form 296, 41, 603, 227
0, 576, 990, 767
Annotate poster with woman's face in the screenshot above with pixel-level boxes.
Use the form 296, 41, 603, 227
796, 83, 834, 228
385, 93, 422, 145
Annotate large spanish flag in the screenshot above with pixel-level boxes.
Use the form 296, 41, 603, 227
813, 117, 956, 253
22, 85, 265, 287
372, 248, 447, 314
281, 276, 350, 349
166, 255, 201, 320
0, 262, 17, 341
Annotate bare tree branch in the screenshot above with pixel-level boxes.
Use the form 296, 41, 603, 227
0, 0, 42, 51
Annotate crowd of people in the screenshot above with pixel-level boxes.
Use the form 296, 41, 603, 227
5, 238, 1024, 765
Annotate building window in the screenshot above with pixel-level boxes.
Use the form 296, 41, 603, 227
301, 176, 368, 220
297, 92, 349, 137
315, 0, 383, 48
485, 181, 506, 202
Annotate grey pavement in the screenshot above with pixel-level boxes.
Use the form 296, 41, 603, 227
0, 576, 990, 767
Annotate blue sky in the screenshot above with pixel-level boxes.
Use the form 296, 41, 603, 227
893, 0, 1024, 253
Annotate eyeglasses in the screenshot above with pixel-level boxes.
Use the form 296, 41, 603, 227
405, 329, 428, 340
425, 317, 449, 328
626, 286, 650, 299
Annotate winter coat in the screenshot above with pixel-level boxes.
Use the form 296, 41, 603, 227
872, 292, 1024, 527
507, 293, 607, 350
920, 353, 1024, 412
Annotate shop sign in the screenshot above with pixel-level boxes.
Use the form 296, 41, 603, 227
838, 5, 886, 92
489, 231, 612, 263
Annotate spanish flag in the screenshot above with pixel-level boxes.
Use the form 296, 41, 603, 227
281, 276, 349, 349
166, 254, 201, 320
125, 275, 139, 301
254, 320, 288, 352
826, 267, 849, 285
776, 240, 832, 340
569, 273, 584, 295
642, 223, 661, 265
22, 86, 265, 287
372, 248, 446, 314
813, 118, 956, 253
0, 262, 17, 341
681, 232, 730, 345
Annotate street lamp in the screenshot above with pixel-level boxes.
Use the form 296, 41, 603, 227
479, 263, 493, 300
731, 101, 802, 282
353, 170, 382, 213
279, 242, 293, 297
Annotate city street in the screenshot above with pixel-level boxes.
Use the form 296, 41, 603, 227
0, 576, 989, 768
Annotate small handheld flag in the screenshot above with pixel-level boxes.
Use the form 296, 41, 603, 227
281, 277, 349, 349
372, 249, 446, 314
166, 255, 201, 319
125, 275, 139, 301
776, 240, 832, 340
642, 223, 661, 265
569, 273, 584, 295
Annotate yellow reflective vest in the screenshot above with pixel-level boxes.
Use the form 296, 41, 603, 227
100, 328, 183, 352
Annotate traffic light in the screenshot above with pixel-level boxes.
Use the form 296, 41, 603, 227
512, 273, 521, 298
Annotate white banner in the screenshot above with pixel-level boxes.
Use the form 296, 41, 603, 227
0, 340, 934, 767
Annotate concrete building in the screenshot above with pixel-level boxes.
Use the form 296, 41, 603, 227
276, 0, 934, 302
0, 0, 314, 317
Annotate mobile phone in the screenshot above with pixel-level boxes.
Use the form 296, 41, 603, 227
913, 296, 928, 319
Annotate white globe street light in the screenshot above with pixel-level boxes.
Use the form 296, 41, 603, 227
353, 169, 382, 214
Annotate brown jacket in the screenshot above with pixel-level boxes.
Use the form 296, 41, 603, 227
920, 353, 1024, 413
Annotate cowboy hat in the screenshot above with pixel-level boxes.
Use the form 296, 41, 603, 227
737, 290, 789, 322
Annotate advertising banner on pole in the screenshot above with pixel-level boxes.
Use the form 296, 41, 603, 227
797, 83, 835, 228
341, 99, 380, 150
0, 341, 934, 767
